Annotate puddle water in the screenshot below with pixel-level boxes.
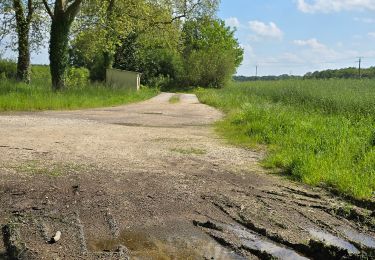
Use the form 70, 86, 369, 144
88, 229, 243, 259
308, 229, 360, 254
339, 227, 375, 249
225, 225, 309, 260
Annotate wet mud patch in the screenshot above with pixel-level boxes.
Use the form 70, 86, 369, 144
200, 191, 375, 260
87, 227, 243, 259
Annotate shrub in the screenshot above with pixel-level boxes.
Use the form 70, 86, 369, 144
0, 59, 17, 79
182, 49, 236, 88
65, 67, 90, 89
180, 18, 243, 88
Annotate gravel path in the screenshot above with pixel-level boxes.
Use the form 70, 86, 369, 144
0, 93, 374, 259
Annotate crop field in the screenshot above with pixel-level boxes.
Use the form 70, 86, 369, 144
0, 66, 157, 111
197, 79, 375, 200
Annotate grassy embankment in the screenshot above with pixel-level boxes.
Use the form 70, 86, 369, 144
0, 66, 158, 111
196, 79, 375, 200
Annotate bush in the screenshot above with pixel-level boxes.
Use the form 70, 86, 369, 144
65, 67, 90, 89
180, 18, 243, 88
0, 59, 17, 79
182, 49, 236, 88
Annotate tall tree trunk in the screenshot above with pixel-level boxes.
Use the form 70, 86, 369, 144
16, 21, 31, 83
101, 0, 116, 80
43, 0, 83, 90
49, 14, 72, 90
13, 0, 33, 84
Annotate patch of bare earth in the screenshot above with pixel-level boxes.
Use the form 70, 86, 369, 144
0, 93, 374, 259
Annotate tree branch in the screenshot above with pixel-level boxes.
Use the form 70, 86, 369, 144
42, 0, 54, 18
66, 0, 83, 19
26, 0, 34, 24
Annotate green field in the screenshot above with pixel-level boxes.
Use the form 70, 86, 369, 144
0, 65, 157, 111
196, 79, 375, 200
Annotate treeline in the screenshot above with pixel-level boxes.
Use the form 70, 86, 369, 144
0, 0, 243, 90
234, 66, 375, 82
234, 74, 301, 81
304, 67, 375, 79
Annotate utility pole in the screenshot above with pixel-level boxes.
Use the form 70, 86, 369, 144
358, 57, 362, 79
255, 65, 258, 77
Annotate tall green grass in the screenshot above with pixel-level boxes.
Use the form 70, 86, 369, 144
196, 79, 375, 200
0, 65, 158, 111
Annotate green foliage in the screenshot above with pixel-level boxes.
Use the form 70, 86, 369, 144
72, 0, 184, 83
197, 79, 375, 200
70, 1, 238, 89
180, 18, 243, 88
65, 67, 90, 89
114, 38, 183, 88
0, 59, 17, 79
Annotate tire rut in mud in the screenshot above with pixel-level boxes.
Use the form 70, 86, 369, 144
194, 189, 375, 260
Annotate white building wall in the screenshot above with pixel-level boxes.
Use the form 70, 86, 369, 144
106, 69, 141, 91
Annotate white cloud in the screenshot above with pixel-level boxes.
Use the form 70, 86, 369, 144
293, 38, 326, 49
354, 17, 375, 23
297, 0, 375, 13
225, 17, 241, 28
248, 21, 283, 40
368, 32, 375, 38
291, 38, 343, 66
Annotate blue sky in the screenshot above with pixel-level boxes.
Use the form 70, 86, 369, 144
3, 0, 375, 76
218, 0, 375, 76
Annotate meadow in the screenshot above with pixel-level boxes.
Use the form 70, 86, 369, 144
196, 79, 375, 200
0, 65, 157, 111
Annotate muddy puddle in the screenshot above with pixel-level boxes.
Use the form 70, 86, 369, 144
225, 225, 308, 260
88, 228, 244, 259
308, 229, 360, 254
339, 226, 375, 249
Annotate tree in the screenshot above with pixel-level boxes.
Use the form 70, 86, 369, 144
69, 0, 142, 80
42, 0, 83, 90
113, 31, 183, 87
72, 0, 219, 80
180, 17, 243, 88
0, 0, 46, 83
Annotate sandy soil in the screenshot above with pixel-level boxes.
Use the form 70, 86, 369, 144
0, 93, 374, 259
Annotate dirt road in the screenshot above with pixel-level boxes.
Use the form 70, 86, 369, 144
0, 93, 374, 259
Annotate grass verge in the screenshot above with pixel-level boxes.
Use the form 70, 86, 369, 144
196, 80, 375, 200
0, 67, 158, 111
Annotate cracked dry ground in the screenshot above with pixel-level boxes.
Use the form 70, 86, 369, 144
0, 93, 374, 260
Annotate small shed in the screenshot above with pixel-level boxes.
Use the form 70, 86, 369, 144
106, 68, 141, 91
